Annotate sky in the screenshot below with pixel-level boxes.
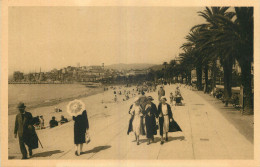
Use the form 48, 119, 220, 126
8, 7, 206, 75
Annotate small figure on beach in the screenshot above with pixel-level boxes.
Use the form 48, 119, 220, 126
157, 96, 182, 145
55, 107, 63, 113
158, 86, 165, 101
39, 115, 45, 129
14, 102, 39, 159
32, 116, 40, 130
67, 99, 89, 156
49, 116, 58, 128
114, 95, 117, 102
144, 96, 157, 145
60, 115, 69, 125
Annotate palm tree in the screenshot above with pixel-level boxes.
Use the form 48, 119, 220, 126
213, 7, 253, 113
181, 28, 204, 90
195, 7, 235, 99
162, 62, 168, 82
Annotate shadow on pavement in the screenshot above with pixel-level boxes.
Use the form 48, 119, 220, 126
8, 156, 16, 159
167, 136, 185, 142
32, 150, 64, 157
81, 145, 111, 154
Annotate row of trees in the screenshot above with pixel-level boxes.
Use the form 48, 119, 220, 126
158, 7, 253, 114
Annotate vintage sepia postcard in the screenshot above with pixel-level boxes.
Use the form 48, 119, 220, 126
1, 0, 259, 167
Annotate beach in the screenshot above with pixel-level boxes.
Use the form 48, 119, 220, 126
8, 84, 134, 145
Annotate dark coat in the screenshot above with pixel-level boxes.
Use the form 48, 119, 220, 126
157, 103, 182, 135
144, 102, 157, 138
14, 111, 39, 149
73, 110, 89, 144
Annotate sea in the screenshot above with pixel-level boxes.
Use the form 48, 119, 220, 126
8, 84, 101, 115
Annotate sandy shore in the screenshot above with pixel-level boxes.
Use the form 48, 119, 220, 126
8, 85, 135, 144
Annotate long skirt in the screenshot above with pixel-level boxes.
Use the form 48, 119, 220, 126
159, 116, 169, 136
163, 115, 169, 133
132, 116, 142, 135
145, 116, 157, 138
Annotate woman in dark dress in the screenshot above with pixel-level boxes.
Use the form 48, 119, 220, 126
144, 96, 157, 145
73, 110, 89, 156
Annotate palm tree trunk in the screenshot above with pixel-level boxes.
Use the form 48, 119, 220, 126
188, 70, 191, 85
204, 64, 209, 93
240, 60, 253, 114
223, 57, 233, 106
211, 60, 217, 92
196, 64, 203, 90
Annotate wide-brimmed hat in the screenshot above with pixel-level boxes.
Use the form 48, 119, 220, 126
147, 96, 154, 101
17, 102, 26, 109
160, 96, 167, 101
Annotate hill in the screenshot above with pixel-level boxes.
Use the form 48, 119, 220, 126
149, 64, 165, 71
105, 63, 157, 70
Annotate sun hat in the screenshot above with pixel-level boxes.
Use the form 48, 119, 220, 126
160, 96, 167, 101
17, 102, 26, 109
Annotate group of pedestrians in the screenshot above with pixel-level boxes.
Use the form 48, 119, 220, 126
127, 88, 182, 145
13, 85, 182, 159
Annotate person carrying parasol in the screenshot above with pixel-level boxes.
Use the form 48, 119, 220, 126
67, 99, 89, 156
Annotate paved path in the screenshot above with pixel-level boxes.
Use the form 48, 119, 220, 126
8, 85, 253, 160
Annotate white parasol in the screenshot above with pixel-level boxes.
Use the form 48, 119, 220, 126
67, 99, 86, 117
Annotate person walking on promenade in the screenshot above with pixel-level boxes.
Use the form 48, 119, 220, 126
14, 102, 38, 159
67, 99, 89, 156
73, 110, 89, 156
170, 92, 174, 106
158, 86, 165, 101
157, 96, 182, 145
129, 97, 145, 145
144, 96, 157, 145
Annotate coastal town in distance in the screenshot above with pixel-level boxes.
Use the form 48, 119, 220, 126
6, 6, 254, 163
9, 63, 153, 84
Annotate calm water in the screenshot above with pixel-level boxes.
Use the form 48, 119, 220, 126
8, 84, 96, 112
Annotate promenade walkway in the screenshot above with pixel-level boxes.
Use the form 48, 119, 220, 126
8, 85, 253, 160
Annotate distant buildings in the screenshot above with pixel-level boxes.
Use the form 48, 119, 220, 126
10, 65, 150, 83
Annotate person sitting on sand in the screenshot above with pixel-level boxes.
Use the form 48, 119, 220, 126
39, 116, 45, 129
49, 116, 58, 128
60, 115, 68, 125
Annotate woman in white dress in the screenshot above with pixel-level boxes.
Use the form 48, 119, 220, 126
157, 96, 182, 144
157, 96, 172, 144
130, 97, 143, 145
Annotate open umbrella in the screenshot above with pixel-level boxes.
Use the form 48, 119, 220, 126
67, 99, 86, 117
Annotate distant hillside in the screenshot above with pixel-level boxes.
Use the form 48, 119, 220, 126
105, 63, 157, 70
149, 64, 165, 71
